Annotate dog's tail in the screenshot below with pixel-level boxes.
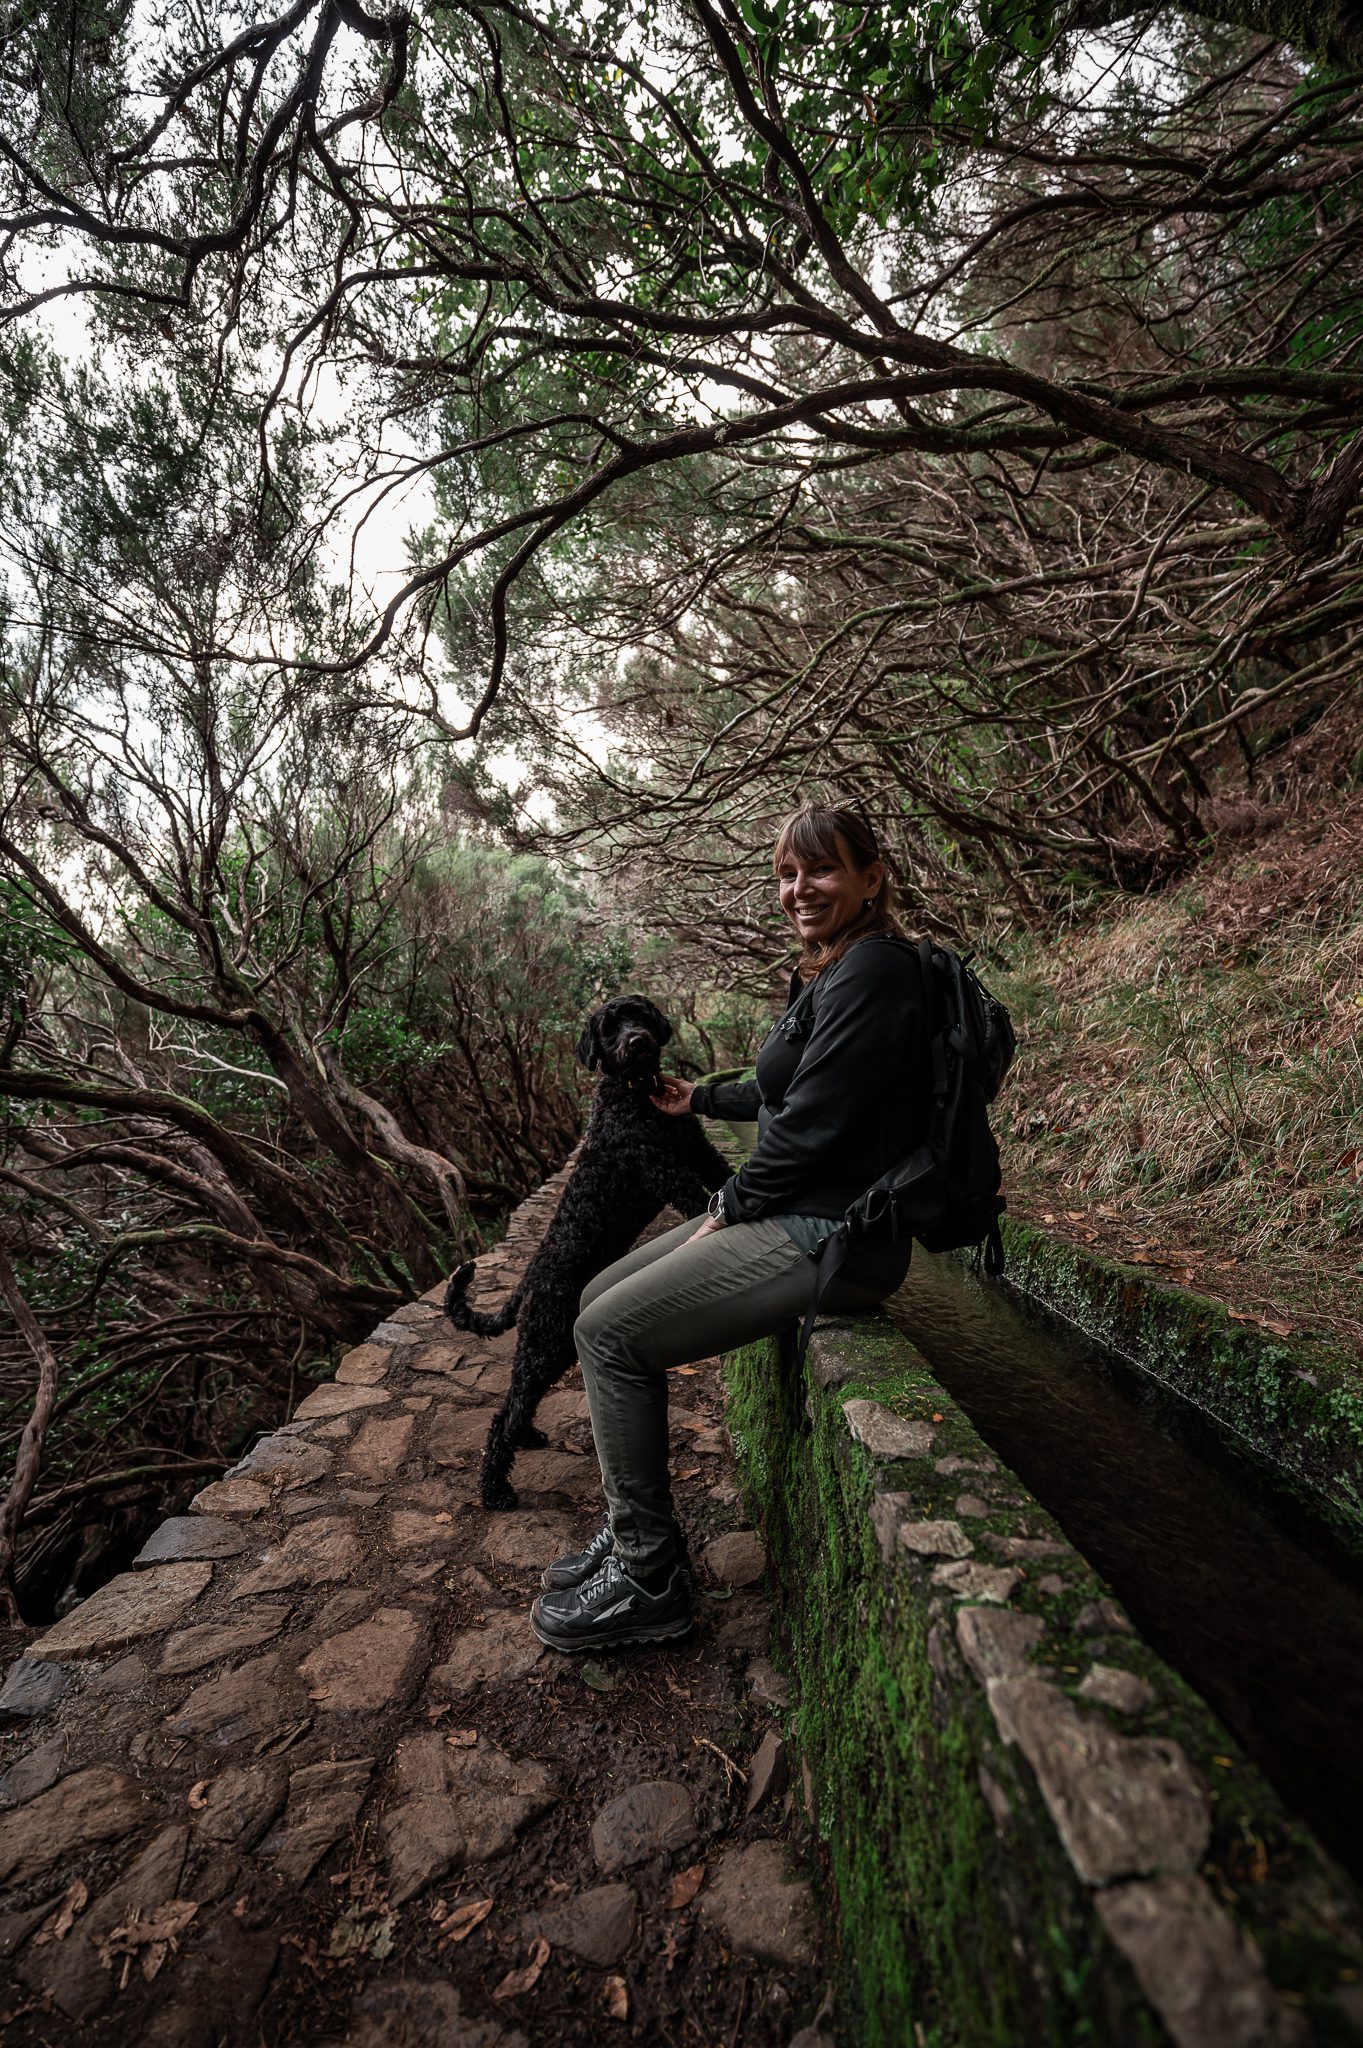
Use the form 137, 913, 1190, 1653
443, 1262, 523, 1337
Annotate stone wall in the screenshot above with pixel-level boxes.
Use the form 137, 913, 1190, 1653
724, 1312, 1363, 2048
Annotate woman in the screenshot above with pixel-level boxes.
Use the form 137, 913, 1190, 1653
530, 804, 928, 1654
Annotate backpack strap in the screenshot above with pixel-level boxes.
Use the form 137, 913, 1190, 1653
795, 1226, 850, 1371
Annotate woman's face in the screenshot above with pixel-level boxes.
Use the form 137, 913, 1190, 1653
777, 834, 883, 947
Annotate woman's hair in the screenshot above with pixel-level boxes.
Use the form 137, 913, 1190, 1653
773, 803, 904, 978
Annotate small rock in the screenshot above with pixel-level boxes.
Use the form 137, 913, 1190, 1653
1096, 1872, 1307, 2048
525, 1883, 637, 1967
340, 1977, 524, 2048
228, 1432, 332, 1488
343, 1412, 415, 1483
841, 1399, 935, 1461
482, 1510, 577, 1573
16, 1823, 187, 2020
370, 1320, 420, 1345
297, 1607, 426, 1713
257, 1755, 375, 1884
190, 1759, 289, 1846
292, 1382, 392, 1421
1079, 1665, 1156, 1716
1074, 1598, 1134, 1636
744, 1729, 789, 1814
148, 1907, 278, 2044
899, 1519, 973, 1560
985, 1533, 1067, 1560
986, 1674, 1210, 1884
188, 1476, 272, 1518
1036, 1574, 1068, 1597
0, 1764, 152, 1886
591, 1780, 697, 1874
382, 1732, 557, 1902
336, 1343, 392, 1384
316, 1418, 354, 1438
711, 1593, 771, 1654
956, 1607, 1045, 1684
157, 1609, 292, 1678
703, 1530, 765, 1587
32, 1561, 214, 1659
134, 1515, 248, 1566
87, 1652, 151, 1693
390, 1301, 442, 1325
314, 1587, 374, 1633
935, 1454, 995, 1476
954, 1494, 992, 1518
389, 1511, 459, 1551
746, 1655, 790, 1709
163, 1650, 290, 1746
931, 1560, 1022, 1604
231, 1516, 362, 1598
431, 1625, 543, 1697
0, 1735, 65, 1809
429, 1405, 502, 1462
0, 1657, 71, 1720
698, 1841, 817, 1967
511, 1448, 601, 1498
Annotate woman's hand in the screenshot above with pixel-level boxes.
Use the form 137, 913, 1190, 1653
685, 1213, 726, 1243
651, 1076, 694, 1116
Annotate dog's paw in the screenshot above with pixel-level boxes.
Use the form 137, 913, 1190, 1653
517, 1425, 549, 1449
482, 1479, 519, 1512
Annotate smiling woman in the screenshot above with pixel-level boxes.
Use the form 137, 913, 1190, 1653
528, 803, 931, 1657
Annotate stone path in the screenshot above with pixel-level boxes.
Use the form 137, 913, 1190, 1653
0, 1173, 830, 2048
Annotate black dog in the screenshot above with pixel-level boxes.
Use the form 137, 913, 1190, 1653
444, 995, 731, 1511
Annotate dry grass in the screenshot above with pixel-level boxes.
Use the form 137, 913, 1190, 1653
994, 799, 1363, 1356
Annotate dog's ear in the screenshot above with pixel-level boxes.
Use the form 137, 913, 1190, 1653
576, 1012, 605, 1070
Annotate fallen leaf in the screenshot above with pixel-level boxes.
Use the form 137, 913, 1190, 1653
445, 1727, 479, 1748
186, 1780, 211, 1812
434, 1511, 453, 1524
493, 1935, 549, 1999
97, 1899, 198, 1982
33, 1880, 88, 1945
661, 1926, 680, 1971
433, 1896, 494, 1944
425, 1703, 450, 1722
369, 1912, 398, 1960
581, 1661, 617, 1692
667, 1863, 705, 1909
675, 1466, 702, 1481
307, 1690, 330, 1704
603, 1973, 629, 2021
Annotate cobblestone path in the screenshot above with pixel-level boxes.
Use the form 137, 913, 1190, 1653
0, 1176, 830, 2048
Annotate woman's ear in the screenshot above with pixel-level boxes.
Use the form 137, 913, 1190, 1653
863, 857, 885, 904
576, 1017, 603, 1069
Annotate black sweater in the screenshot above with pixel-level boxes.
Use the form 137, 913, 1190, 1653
690, 936, 929, 1225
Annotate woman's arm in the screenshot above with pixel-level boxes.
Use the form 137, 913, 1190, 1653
690, 1076, 762, 1120
719, 944, 923, 1222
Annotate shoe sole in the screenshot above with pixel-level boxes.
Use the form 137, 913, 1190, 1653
530, 1604, 693, 1653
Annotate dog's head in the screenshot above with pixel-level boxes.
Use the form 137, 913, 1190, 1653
576, 995, 673, 1085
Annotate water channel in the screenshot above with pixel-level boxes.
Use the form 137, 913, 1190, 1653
885, 1251, 1363, 1887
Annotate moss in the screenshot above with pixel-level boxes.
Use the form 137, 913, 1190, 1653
724, 1321, 1363, 2046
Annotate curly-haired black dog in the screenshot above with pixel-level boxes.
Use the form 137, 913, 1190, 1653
445, 995, 731, 1511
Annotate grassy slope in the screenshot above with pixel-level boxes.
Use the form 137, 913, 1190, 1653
992, 795, 1363, 1359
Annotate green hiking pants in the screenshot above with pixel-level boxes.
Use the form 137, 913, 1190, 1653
574, 1213, 893, 1576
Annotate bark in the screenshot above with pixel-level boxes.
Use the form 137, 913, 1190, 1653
0, 1247, 62, 1622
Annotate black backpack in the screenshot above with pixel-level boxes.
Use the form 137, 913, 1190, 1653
797, 937, 1015, 1363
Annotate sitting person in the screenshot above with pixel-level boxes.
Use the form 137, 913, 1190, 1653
531, 802, 928, 1653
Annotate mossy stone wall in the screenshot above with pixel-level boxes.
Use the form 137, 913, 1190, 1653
724, 1316, 1363, 2048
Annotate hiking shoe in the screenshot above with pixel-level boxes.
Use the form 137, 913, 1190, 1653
531, 1555, 692, 1653
541, 1519, 615, 1592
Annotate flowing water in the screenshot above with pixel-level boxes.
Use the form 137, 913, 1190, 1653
885, 1252, 1363, 1885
